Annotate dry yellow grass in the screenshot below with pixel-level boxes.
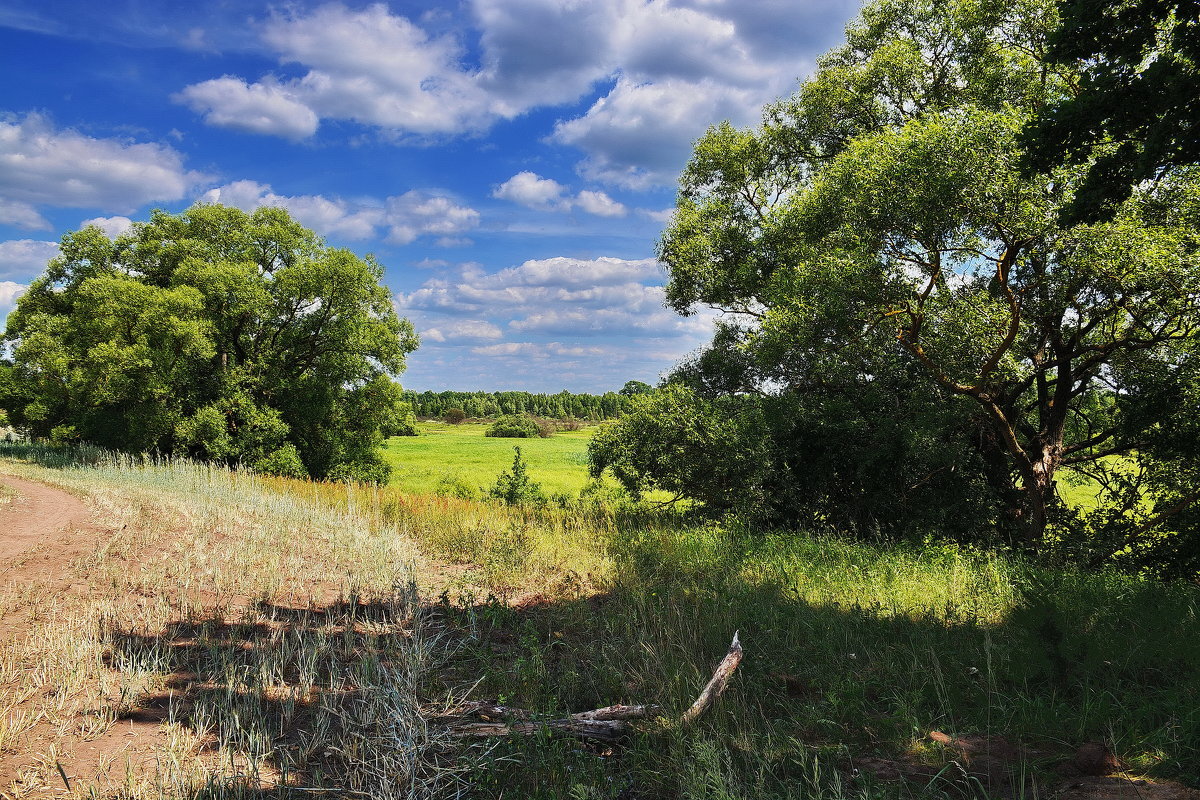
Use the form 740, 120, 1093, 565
0, 455, 463, 799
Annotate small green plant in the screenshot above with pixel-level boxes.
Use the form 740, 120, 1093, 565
486, 414, 541, 438
434, 471, 479, 500
489, 447, 546, 505
253, 444, 309, 479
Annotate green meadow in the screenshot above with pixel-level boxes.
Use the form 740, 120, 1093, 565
381, 421, 596, 496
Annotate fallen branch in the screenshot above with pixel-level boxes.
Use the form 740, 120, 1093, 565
444, 632, 744, 741
680, 630, 743, 726
446, 704, 661, 742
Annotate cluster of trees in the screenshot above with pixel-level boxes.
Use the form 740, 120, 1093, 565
0, 205, 418, 483
590, 0, 1200, 577
405, 384, 650, 421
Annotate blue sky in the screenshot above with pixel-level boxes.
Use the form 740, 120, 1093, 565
0, 0, 860, 392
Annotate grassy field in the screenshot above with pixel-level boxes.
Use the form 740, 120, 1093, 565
0, 443, 1196, 799
381, 421, 595, 497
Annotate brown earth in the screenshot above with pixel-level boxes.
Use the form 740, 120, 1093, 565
0, 473, 169, 798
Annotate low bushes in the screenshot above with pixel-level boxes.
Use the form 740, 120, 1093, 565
485, 413, 541, 438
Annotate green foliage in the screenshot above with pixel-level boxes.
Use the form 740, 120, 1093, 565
0, 205, 418, 481
253, 443, 309, 479
486, 413, 541, 439
1024, 0, 1200, 222
443, 407, 467, 425
648, 0, 1200, 565
618, 380, 653, 396
489, 446, 546, 505
384, 400, 419, 437
433, 471, 479, 501
589, 385, 766, 512
407, 389, 633, 421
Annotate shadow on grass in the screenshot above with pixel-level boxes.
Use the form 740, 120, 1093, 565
103, 592, 449, 800
420, 530, 1200, 800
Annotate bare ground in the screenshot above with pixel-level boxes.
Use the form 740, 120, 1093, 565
0, 473, 169, 798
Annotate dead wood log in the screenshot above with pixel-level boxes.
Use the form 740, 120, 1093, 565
443, 632, 744, 742
447, 704, 661, 742
680, 630, 743, 726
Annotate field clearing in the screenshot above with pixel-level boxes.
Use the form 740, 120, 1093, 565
381, 421, 596, 496
0, 444, 1195, 799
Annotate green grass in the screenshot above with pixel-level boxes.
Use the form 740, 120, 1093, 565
4, 442, 1198, 799
381, 420, 596, 497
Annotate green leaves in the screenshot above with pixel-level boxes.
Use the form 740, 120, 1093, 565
2, 204, 417, 481
651, 0, 1200, 561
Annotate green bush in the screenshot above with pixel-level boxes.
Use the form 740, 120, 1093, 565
253, 444, 309, 479
489, 447, 545, 505
327, 458, 391, 486
485, 413, 540, 438
434, 471, 479, 500
443, 408, 467, 425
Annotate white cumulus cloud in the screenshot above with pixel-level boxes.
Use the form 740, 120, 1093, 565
0, 199, 50, 230
575, 190, 626, 217
0, 112, 207, 215
200, 181, 479, 244
421, 319, 504, 343
492, 171, 569, 210
0, 239, 58, 281
174, 0, 855, 190
80, 216, 134, 239
0, 280, 28, 323
174, 76, 319, 140
493, 173, 627, 217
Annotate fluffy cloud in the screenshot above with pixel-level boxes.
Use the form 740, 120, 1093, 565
0, 280, 27, 323
200, 180, 479, 243
0, 239, 58, 281
492, 171, 569, 210
176, 1, 855, 188
80, 216, 134, 239
180, 4, 493, 139
551, 77, 762, 188
396, 254, 717, 383
421, 319, 504, 343
0, 199, 50, 230
0, 112, 207, 214
174, 76, 319, 140
385, 192, 481, 245
575, 190, 626, 217
493, 172, 627, 217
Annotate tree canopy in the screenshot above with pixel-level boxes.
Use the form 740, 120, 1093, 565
593, 0, 1200, 573
0, 204, 418, 482
1023, 0, 1200, 222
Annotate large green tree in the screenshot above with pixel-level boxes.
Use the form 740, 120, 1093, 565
1023, 0, 1200, 222
598, 0, 1200, 565
0, 204, 418, 482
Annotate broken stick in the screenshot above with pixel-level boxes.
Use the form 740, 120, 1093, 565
680, 630, 743, 726
445, 631, 744, 741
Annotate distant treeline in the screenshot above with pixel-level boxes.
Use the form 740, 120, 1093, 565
403, 390, 636, 421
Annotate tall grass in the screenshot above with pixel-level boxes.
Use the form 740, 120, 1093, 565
3, 442, 1198, 799
0, 444, 468, 799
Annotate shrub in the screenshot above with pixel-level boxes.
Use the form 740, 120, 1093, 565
485, 413, 540, 438
434, 472, 479, 501
253, 444, 309, 479
327, 458, 391, 486
489, 447, 545, 505
444, 408, 467, 425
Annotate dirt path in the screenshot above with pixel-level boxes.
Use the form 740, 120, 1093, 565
0, 473, 173, 797
0, 474, 95, 563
